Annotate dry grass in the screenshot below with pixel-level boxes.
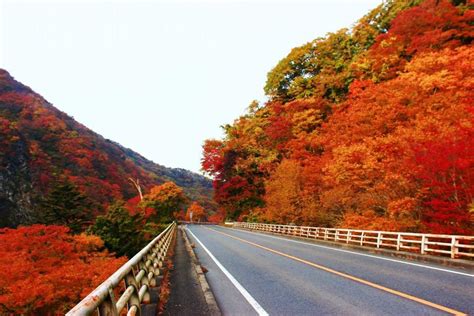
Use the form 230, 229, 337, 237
157, 231, 177, 315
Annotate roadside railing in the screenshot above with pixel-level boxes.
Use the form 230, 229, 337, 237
233, 222, 474, 259
67, 222, 177, 316
179, 221, 217, 225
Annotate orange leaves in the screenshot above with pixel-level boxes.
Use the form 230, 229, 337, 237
317, 46, 474, 232
73, 233, 106, 253
356, 0, 473, 82
401, 46, 474, 93
323, 142, 383, 188
264, 159, 304, 224
142, 182, 187, 222
207, 210, 225, 223
387, 197, 418, 219
0, 225, 126, 314
145, 182, 185, 204
341, 210, 414, 232
186, 202, 206, 222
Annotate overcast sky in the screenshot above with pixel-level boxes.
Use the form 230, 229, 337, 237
0, 0, 380, 173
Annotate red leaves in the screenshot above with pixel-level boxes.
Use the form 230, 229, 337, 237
0, 225, 126, 314
215, 176, 253, 204
186, 202, 206, 221
207, 211, 225, 223
265, 117, 292, 145
392, 0, 472, 54
359, 0, 473, 81
201, 139, 224, 178
412, 124, 474, 234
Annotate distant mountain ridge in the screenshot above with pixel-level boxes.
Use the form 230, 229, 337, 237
0, 69, 214, 227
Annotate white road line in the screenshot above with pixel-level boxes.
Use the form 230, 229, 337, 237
186, 227, 269, 316
225, 227, 474, 278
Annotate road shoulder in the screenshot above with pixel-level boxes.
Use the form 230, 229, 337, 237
181, 226, 221, 315
163, 227, 220, 316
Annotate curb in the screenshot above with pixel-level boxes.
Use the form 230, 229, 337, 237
181, 226, 222, 315
232, 227, 474, 271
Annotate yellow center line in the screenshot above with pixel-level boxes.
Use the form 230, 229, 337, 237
204, 226, 466, 316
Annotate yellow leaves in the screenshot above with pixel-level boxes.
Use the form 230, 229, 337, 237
144, 182, 184, 204
342, 210, 416, 231
324, 142, 383, 187
401, 46, 474, 93
379, 36, 398, 49
420, 69, 455, 91
142, 182, 187, 221
291, 108, 322, 136
73, 233, 105, 253
264, 159, 304, 224
245, 100, 261, 115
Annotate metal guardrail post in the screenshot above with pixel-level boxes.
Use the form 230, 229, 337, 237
421, 235, 426, 255
451, 237, 457, 259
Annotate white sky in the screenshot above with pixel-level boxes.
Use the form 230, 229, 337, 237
0, 0, 381, 173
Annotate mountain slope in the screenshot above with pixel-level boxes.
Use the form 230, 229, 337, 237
0, 69, 213, 227
202, 0, 474, 233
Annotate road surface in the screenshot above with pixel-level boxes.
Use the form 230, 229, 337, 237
185, 225, 474, 316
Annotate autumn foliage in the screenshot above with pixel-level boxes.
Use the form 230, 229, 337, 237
142, 181, 187, 222
0, 63, 215, 315
0, 70, 214, 227
202, 0, 474, 234
0, 225, 126, 314
186, 202, 206, 222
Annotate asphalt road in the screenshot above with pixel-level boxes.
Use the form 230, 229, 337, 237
185, 225, 474, 316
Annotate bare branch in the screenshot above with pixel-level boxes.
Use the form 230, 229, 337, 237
128, 178, 143, 201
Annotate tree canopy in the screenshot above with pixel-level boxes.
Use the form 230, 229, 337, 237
202, 0, 474, 234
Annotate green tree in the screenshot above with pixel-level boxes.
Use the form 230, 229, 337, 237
264, 0, 423, 103
89, 202, 147, 258
37, 181, 93, 233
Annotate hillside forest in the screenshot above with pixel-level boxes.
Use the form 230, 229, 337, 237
202, 0, 474, 235
0, 44, 214, 316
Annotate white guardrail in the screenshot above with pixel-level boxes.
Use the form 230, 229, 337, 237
233, 222, 474, 259
67, 222, 176, 316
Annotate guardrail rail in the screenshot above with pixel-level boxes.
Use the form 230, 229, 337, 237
233, 222, 474, 259
179, 221, 217, 225
67, 222, 177, 316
